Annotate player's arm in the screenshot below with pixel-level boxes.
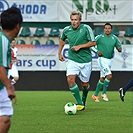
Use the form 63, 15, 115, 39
91, 46, 98, 53
80, 41, 96, 48
91, 35, 102, 56
91, 46, 102, 57
115, 37, 122, 52
116, 46, 122, 52
58, 39, 65, 61
71, 41, 96, 51
0, 66, 16, 101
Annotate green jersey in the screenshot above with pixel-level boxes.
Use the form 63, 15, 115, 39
0, 32, 12, 90
95, 33, 121, 59
61, 24, 95, 63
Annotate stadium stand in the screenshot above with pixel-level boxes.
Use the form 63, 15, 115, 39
31, 39, 41, 45
49, 27, 60, 37
121, 39, 131, 45
124, 26, 133, 37
15, 22, 133, 45
46, 39, 55, 45
94, 27, 103, 36
19, 27, 31, 37
16, 39, 26, 44
34, 27, 45, 37
112, 26, 120, 36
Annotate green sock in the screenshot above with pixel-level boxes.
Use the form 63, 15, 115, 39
82, 85, 90, 104
102, 78, 110, 94
94, 80, 104, 96
69, 84, 83, 105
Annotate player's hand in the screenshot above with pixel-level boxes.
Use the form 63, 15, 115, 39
58, 54, 65, 62
97, 51, 102, 56
7, 85, 16, 104
117, 46, 122, 52
11, 59, 17, 63
71, 46, 80, 51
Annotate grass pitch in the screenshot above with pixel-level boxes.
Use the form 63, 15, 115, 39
9, 91, 132, 133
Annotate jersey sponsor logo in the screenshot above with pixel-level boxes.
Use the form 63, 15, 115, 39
0, 0, 46, 15
0, 0, 9, 12
72, 0, 117, 16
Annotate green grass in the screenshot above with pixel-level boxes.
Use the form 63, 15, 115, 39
9, 91, 132, 133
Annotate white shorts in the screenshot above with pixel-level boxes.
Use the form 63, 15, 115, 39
66, 59, 92, 82
8, 64, 19, 78
98, 57, 112, 78
0, 87, 13, 116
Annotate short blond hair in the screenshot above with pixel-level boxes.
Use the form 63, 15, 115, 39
70, 11, 82, 20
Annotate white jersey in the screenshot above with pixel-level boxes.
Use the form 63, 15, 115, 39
8, 47, 19, 78
12, 47, 17, 57
11, 47, 18, 66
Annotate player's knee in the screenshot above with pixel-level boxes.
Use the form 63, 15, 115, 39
5, 118, 11, 128
0, 117, 11, 133
100, 78, 105, 82
14, 77, 19, 82
67, 77, 75, 86
81, 82, 89, 89
106, 74, 112, 80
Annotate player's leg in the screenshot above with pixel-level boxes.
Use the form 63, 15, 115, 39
10, 65, 19, 85
102, 74, 112, 94
10, 77, 16, 85
80, 62, 92, 106
119, 78, 133, 101
95, 79, 104, 96
92, 77, 104, 102
101, 74, 112, 101
8, 67, 16, 85
92, 57, 104, 102
67, 75, 83, 105
123, 78, 133, 93
0, 116, 11, 133
0, 88, 13, 133
92, 81, 103, 102
81, 83, 90, 106
101, 58, 112, 101
12, 76, 19, 84
68, 77, 85, 111
66, 60, 83, 107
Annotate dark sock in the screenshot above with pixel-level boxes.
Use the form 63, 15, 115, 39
82, 85, 90, 105
123, 79, 133, 94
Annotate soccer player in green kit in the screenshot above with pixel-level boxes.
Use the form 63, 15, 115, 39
58, 11, 96, 110
0, 7, 22, 133
92, 23, 122, 102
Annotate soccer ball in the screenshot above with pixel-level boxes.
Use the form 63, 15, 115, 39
64, 102, 77, 115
